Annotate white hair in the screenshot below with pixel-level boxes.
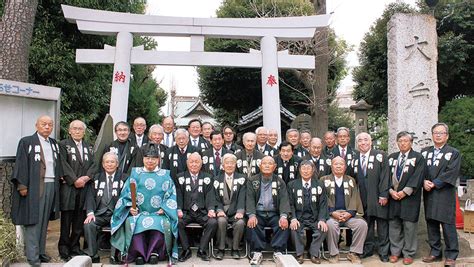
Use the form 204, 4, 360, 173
174, 128, 189, 139
243, 132, 256, 142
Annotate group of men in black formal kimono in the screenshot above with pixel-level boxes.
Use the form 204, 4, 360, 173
11, 114, 461, 266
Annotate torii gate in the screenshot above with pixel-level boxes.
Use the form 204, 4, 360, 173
62, 5, 330, 142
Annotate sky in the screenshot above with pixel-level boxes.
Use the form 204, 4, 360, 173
146, 0, 417, 115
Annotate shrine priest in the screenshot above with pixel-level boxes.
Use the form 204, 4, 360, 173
256, 126, 277, 156
83, 152, 126, 264
188, 119, 210, 153
353, 132, 390, 261
421, 123, 461, 267
100, 121, 139, 176
235, 132, 264, 178
387, 131, 425, 265
161, 128, 199, 184
176, 153, 217, 262
201, 130, 230, 177
288, 160, 328, 264
213, 154, 247, 260
273, 141, 302, 184
322, 156, 367, 264
302, 137, 331, 178
58, 120, 96, 261
111, 144, 179, 265
11, 115, 63, 266
247, 156, 290, 265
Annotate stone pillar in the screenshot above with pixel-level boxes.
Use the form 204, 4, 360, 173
387, 14, 438, 153
261, 36, 282, 143
110, 32, 133, 126
350, 99, 373, 137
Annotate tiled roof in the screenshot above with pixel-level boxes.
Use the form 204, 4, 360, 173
237, 105, 296, 126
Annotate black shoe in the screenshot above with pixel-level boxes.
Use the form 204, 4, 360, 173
91, 255, 101, 263
231, 249, 240, 259
197, 249, 210, 261
380, 255, 389, 262
215, 249, 224, 260
109, 256, 121, 265
361, 252, 373, 258
40, 254, 52, 263
135, 256, 145, 265
148, 254, 159, 264
59, 254, 71, 262
178, 249, 192, 262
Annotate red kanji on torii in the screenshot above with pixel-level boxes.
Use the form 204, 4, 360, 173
114, 71, 126, 83
266, 74, 277, 87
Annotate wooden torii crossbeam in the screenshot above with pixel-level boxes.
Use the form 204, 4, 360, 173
62, 5, 330, 141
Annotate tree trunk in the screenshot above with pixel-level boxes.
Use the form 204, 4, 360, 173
311, 0, 329, 137
0, 0, 38, 82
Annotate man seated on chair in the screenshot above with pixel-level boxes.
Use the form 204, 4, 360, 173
110, 144, 179, 265
176, 152, 218, 262
247, 156, 290, 265
288, 160, 328, 264
321, 156, 367, 264
213, 153, 247, 260
83, 152, 126, 263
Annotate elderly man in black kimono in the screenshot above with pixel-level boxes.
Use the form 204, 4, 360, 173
387, 131, 425, 265
176, 152, 217, 262
294, 130, 311, 158
137, 124, 168, 169
162, 128, 199, 184
213, 153, 247, 260
256, 126, 277, 156
129, 117, 148, 148
82, 152, 126, 263
323, 131, 337, 159
202, 130, 230, 177
11, 115, 63, 266
303, 137, 331, 178
273, 141, 302, 184
58, 120, 96, 261
235, 132, 264, 178
247, 156, 290, 265
288, 160, 328, 264
353, 132, 390, 261
421, 123, 461, 267
100, 121, 139, 176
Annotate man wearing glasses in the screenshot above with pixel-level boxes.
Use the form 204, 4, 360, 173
421, 123, 461, 267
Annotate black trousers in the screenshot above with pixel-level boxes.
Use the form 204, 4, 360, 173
178, 211, 217, 251
248, 211, 289, 253
363, 215, 389, 257
426, 219, 459, 260
58, 194, 86, 257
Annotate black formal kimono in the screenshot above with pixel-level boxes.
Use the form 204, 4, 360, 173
101, 139, 139, 176
273, 154, 302, 184
235, 149, 264, 178
323, 146, 336, 159
422, 144, 461, 260
302, 154, 332, 178
58, 137, 96, 257
352, 149, 390, 258
176, 171, 217, 252
129, 133, 149, 148
11, 132, 62, 225
162, 145, 199, 184
294, 145, 309, 159
287, 178, 329, 257
257, 143, 277, 157
387, 150, 425, 222
201, 147, 231, 177
189, 136, 210, 153
224, 142, 242, 153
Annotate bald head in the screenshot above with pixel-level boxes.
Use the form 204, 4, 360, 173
309, 137, 323, 157
36, 115, 54, 139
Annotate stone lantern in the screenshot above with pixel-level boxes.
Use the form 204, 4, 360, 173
350, 99, 373, 136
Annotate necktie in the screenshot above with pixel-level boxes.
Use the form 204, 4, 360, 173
180, 148, 185, 154
107, 175, 113, 199
304, 182, 310, 190
433, 148, 440, 164
284, 161, 288, 168
361, 155, 367, 176
341, 148, 346, 159
137, 137, 142, 147
166, 134, 170, 147
193, 139, 198, 147
77, 142, 83, 160
396, 154, 406, 181
215, 151, 221, 168
226, 175, 233, 190
192, 175, 197, 185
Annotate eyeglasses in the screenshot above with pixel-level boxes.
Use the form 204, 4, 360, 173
432, 132, 447, 135
224, 132, 233, 135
